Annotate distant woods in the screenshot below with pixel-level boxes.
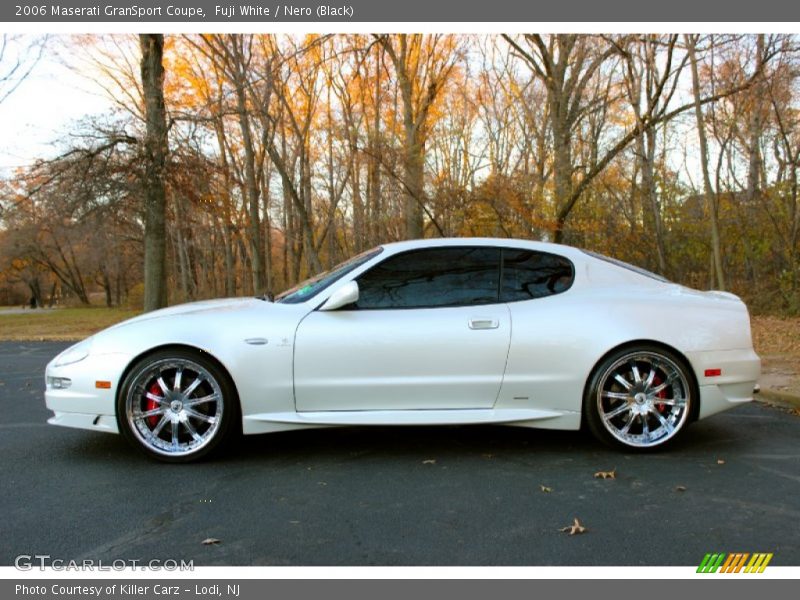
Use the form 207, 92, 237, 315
1, 34, 799, 314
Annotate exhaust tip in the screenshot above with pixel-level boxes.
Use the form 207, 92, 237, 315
753, 384, 761, 395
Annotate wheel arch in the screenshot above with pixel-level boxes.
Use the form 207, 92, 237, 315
116, 343, 242, 419
581, 339, 701, 426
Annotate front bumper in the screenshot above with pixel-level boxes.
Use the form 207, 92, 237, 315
48, 411, 118, 433
44, 351, 132, 434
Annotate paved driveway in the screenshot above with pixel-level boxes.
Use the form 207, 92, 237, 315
1, 341, 798, 566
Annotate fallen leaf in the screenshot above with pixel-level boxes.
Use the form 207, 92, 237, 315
560, 518, 587, 535
594, 468, 616, 480
201, 538, 220, 546
317, 481, 327, 486
540, 485, 553, 493
482, 453, 494, 459
675, 485, 687, 492
717, 459, 726, 465
422, 459, 436, 464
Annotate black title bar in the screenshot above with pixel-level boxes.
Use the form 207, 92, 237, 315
3, 0, 800, 23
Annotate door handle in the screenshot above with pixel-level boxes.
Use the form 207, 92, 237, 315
468, 318, 499, 330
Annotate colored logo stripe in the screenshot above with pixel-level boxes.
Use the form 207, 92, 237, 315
697, 553, 726, 573
721, 553, 749, 573
697, 553, 773, 573
745, 553, 773, 573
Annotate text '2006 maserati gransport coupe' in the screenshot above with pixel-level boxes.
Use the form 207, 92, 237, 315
45, 238, 761, 462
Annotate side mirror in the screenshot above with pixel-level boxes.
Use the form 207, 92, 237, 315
319, 280, 359, 311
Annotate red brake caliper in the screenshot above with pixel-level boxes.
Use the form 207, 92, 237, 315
652, 375, 667, 412
146, 382, 162, 428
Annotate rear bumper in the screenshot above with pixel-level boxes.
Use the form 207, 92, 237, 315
685, 348, 761, 419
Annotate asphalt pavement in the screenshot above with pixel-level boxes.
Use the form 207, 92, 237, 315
1, 341, 799, 566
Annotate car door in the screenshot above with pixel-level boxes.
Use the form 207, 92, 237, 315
293, 246, 511, 411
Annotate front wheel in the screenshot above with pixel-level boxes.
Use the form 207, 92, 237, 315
584, 346, 695, 451
117, 349, 238, 462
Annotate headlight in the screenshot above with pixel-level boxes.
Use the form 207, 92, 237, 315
46, 376, 72, 389
53, 340, 92, 367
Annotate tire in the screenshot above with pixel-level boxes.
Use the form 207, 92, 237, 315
584, 345, 696, 451
116, 349, 238, 463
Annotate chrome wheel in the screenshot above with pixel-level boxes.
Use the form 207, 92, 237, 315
124, 357, 224, 458
594, 350, 692, 449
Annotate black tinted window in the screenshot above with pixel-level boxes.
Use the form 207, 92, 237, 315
501, 249, 573, 301
356, 247, 501, 309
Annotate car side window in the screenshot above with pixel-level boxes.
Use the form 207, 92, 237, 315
355, 247, 501, 309
501, 249, 574, 302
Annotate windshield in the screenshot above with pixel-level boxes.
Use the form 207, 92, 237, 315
276, 247, 383, 304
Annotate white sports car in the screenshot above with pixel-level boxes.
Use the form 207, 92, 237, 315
45, 238, 761, 462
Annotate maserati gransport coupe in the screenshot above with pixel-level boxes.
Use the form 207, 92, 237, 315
45, 238, 760, 462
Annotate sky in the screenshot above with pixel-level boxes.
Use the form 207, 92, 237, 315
0, 33, 736, 191
0, 42, 113, 174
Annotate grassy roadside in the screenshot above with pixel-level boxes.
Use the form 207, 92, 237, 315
751, 315, 800, 360
751, 316, 800, 402
0, 307, 139, 341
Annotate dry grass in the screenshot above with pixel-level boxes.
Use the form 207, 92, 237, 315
750, 316, 800, 399
751, 315, 800, 360
0, 307, 139, 341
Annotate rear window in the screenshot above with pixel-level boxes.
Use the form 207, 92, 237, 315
501, 249, 574, 301
582, 250, 669, 283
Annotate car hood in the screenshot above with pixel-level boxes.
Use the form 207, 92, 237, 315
106, 297, 270, 331
84, 296, 311, 360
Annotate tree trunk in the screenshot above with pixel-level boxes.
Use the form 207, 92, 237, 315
379, 34, 447, 241
262, 177, 273, 295
48, 281, 57, 308
368, 46, 383, 246
687, 34, 726, 290
139, 34, 169, 311
27, 278, 43, 309
639, 128, 668, 275
102, 270, 112, 307
233, 73, 266, 294
174, 193, 193, 301
403, 125, 425, 239
213, 117, 237, 297
551, 109, 572, 244
401, 99, 425, 239
352, 151, 364, 254
745, 35, 765, 208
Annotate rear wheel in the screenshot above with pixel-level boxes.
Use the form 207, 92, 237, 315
117, 349, 237, 462
584, 346, 695, 451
